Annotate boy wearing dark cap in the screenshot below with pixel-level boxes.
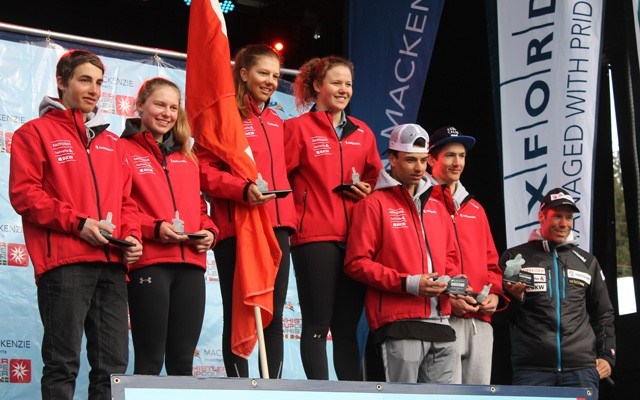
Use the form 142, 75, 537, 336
500, 188, 615, 390
345, 123, 463, 383
427, 126, 506, 384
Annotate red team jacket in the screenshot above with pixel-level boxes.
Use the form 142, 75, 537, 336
120, 119, 217, 270
284, 109, 382, 246
430, 183, 506, 322
9, 103, 141, 278
345, 172, 460, 330
198, 97, 296, 240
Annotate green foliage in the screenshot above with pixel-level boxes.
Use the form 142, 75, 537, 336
613, 152, 632, 277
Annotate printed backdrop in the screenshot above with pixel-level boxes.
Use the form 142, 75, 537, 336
0, 30, 316, 400
496, 0, 603, 250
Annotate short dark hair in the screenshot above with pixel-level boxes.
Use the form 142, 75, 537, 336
56, 50, 105, 98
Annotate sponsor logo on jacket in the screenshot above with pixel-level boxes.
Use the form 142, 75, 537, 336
132, 155, 155, 175
311, 136, 331, 156
243, 120, 256, 137
567, 269, 591, 285
523, 267, 547, 292
51, 140, 76, 164
94, 144, 114, 152
388, 208, 408, 228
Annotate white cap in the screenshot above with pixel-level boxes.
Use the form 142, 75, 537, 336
388, 124, 429, 153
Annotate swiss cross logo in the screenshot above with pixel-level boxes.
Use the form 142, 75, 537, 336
115, 95, 136, 117
7, 243, 29, 267
10, 359, 31, 383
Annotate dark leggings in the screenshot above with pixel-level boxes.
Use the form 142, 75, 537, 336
292, 241, 366, 381
215, 228, 290, 378
127, 263, 205, 375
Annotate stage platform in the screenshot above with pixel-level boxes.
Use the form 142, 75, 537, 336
111, 375, 594, 399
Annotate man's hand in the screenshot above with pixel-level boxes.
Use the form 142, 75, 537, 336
122, 236, 143, 264
596, 358, 612, 379
78, 218, 110, 246
343, 181, 372, 201
450, 292, 479, 316
157, 221, 187, 243
247, 184, 276, 206
506, 281, 527, 302
478, 293, 499, 315
190, 230, 215, 253
418, 273, 448, 297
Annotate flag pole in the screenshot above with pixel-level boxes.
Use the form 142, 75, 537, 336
254, 306, 270, 378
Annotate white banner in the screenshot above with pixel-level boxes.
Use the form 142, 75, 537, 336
497, 0, 603, 249
0, 30, 309, 400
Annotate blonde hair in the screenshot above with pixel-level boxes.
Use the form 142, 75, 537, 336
136, 77, 196, 162
293, 56, 354, 111
233, 44, 282, 119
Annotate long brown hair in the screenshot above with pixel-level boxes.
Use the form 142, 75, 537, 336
136, 77, 195, 162
232, 44, 282, 119
292, 56, 354, 111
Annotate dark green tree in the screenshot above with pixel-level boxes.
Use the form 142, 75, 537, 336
613, 151, 632, 277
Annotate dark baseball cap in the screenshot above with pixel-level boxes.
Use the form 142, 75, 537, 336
428, 126, 476, 153
540, 188, 579, 213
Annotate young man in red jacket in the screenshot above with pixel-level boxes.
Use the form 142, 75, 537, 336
345, 123, 463, 383
9, 50, 142, 400
427, 126, 506, 384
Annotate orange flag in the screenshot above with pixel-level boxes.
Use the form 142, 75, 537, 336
186, 0, 282, 358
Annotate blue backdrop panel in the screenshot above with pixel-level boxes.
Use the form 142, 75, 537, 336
348, 0, 445, 154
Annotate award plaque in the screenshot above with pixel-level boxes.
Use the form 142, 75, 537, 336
446, 276, 469, 295
503, 254, 535, 288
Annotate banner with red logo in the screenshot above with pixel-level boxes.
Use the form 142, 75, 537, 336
0, 27, 308, 400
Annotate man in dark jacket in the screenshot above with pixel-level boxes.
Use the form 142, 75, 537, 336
501, 188, 615, 390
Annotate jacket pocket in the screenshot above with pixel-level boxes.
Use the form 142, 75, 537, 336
298, 190, 308, 233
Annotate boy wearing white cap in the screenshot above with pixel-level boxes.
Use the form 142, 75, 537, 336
345, 123, 462, 383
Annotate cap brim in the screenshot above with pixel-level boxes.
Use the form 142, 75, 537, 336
542, 201, 580, 213
428, 136, 476, 152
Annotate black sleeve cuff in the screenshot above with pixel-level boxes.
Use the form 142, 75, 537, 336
154, 221, 163, 239
243, 181, 252, 202
401, 277, 407, 293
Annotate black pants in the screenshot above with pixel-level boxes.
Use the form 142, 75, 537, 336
215, 228, 290, 378
292, 241, 366, 381
37, 263, 129, 400
127, 263, 205, 375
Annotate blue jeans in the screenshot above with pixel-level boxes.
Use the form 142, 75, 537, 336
513, 367, 600, 392
37, 263, 129, 400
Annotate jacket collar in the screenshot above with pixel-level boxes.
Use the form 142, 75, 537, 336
122, 118, 181, 157
528, 228, 578, 252
309, 104, 360, 138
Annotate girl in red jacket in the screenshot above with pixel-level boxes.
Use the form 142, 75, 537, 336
198, 44, 296, 378
122, 78, 217, 376
284, 56, 382, 380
